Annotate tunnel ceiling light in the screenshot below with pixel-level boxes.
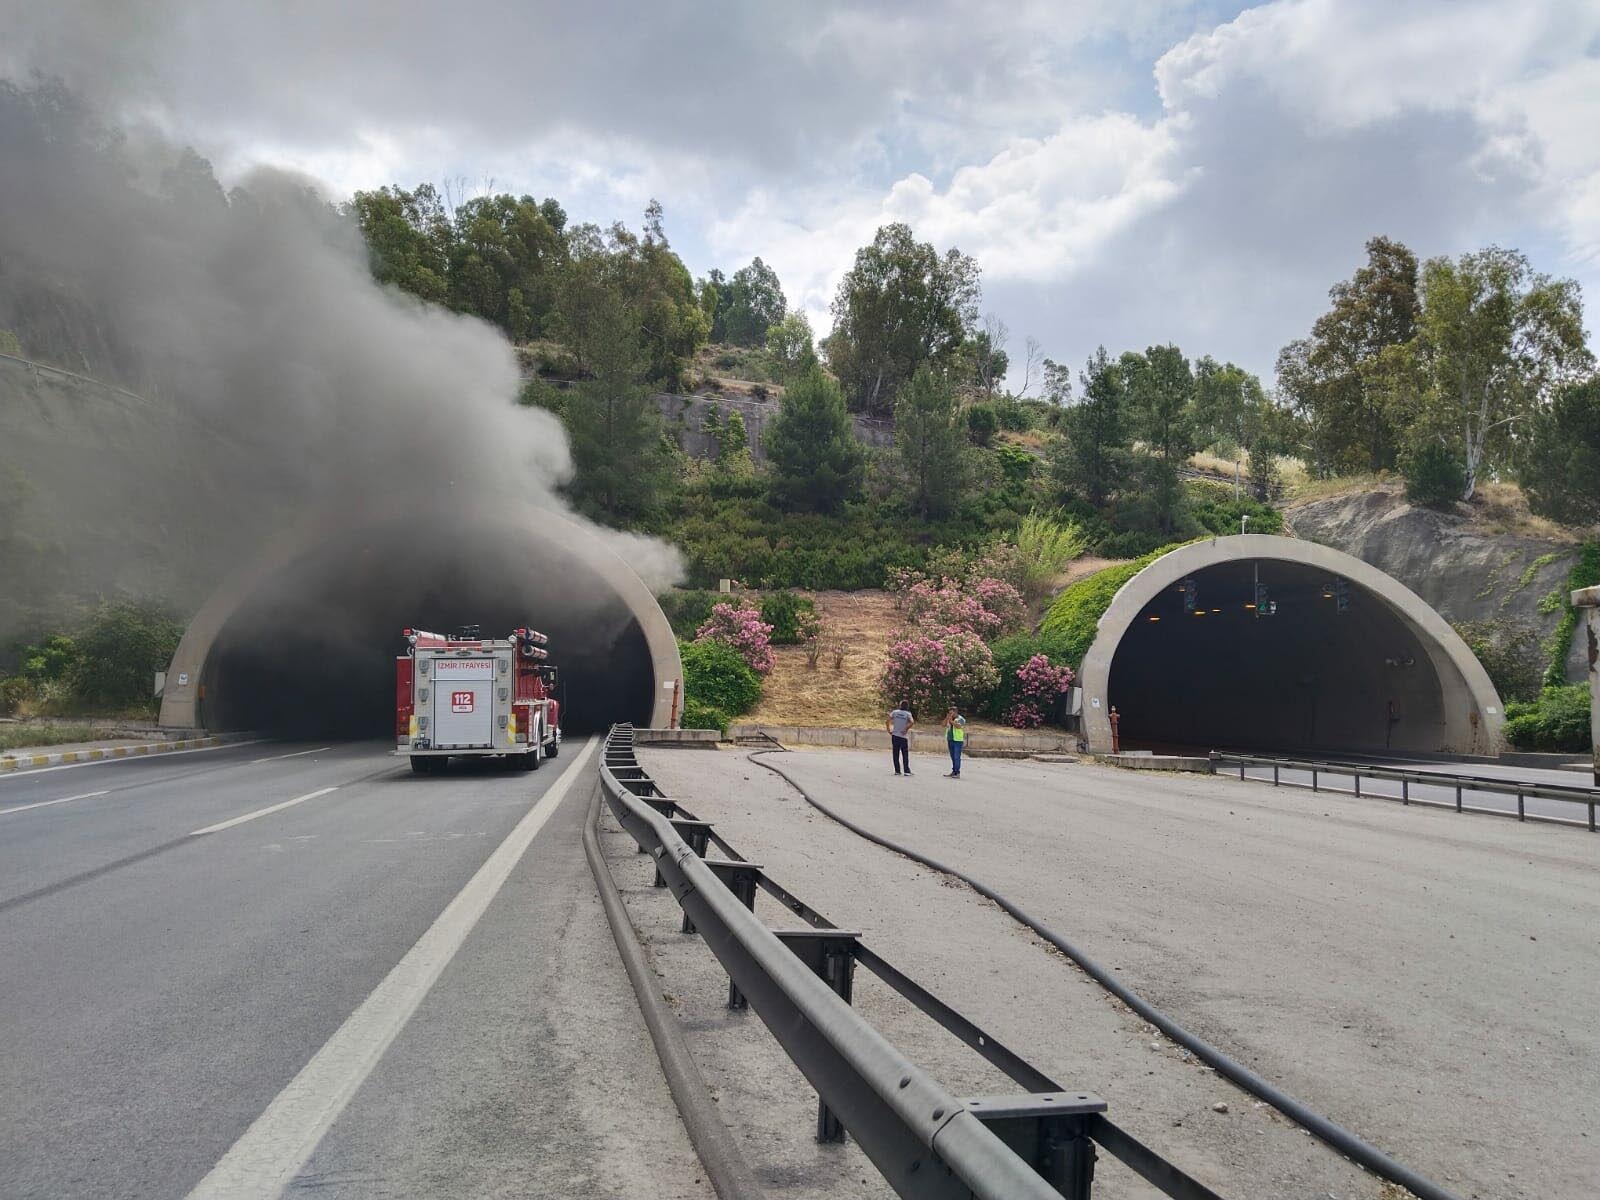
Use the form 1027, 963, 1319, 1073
1244, 602, 1256, 609
1148, 615, 1160, 622
1210, 607, 1221, 613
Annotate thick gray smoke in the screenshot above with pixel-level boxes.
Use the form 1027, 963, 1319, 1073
0, 79, 681, 642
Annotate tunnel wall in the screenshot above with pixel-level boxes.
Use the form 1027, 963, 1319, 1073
160, 503, 682, 733
1078, 535, 1504, 756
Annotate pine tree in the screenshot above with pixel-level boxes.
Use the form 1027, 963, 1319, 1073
764, 365, 863, 512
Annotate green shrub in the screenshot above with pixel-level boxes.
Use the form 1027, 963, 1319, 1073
16, 633, 80, 682
658, 589, 720, 638
1094, 529, 1175, 559
680, 697, 730, 734
70, 600, 184, 712
1188, 493, 1282, 537
966, 403, 999, 446
1542, 543, 1600, 687
680, 638, 762, 717
981, 630, 1076, 720
1503, 685, 1590, 752
758, 591, 818, 644
1040, 545, 1182, 663
0, 675, 32, 715
1453, 619, 1544, 704
1402, 443, 1465, 509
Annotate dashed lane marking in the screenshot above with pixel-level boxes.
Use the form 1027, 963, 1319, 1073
252, 746, 333, 764
184, 736, 596, 1200
0, 790, 110, 817
189, 788, 340, 836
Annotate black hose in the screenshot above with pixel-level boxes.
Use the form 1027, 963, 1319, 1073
583, 782, 767, 1200
749, 750, 1461, 1200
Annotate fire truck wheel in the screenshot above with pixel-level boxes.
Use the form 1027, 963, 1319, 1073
523, 740, 542, 771
546, 736, 559, 759
410, 756, 432, 776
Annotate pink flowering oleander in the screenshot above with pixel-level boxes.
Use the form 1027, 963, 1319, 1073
902, 576, 1026, 641
879, 626, 999, 717
1005, 654, 1075, 728
695, 602, 776, 675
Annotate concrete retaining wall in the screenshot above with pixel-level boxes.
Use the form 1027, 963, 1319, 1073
727, 723, 1074, 754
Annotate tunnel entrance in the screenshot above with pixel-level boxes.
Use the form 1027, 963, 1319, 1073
1079, 535, 1503, 757
1109, 560, 1445, 753
164, 509, 678, 739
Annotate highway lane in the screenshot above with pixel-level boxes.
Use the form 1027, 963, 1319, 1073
0, 738, 711, 1200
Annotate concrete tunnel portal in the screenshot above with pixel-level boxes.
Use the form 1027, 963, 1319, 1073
1078, 535, 1505, 757
159, 505, 682, 739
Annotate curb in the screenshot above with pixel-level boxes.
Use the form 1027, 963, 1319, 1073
583, 781, 765, 1200
0, 732, 253, 773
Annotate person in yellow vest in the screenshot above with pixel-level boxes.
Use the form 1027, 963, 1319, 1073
942, 707, 966, 778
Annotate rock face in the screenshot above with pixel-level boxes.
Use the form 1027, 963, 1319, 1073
655, 392, 894, 464
1286, 487, 1585, 681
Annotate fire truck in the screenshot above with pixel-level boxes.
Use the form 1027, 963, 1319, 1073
396, 625, 561, 774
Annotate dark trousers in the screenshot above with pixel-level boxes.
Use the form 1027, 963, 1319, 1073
948, 738, 963, 775
891, 734, 910, 773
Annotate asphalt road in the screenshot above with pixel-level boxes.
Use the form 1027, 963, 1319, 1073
639, 745, 1600, 1200
0, 739, 713, 1200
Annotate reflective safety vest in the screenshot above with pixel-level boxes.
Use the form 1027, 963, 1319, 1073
950, 722, 965, 743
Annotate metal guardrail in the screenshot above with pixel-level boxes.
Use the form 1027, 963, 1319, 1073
600, 724, 1221, 1200
1211, 752, 1599, 831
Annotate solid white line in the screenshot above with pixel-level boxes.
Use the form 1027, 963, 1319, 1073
190, 787, 340, 836
0, 789, 110, 817
184, 737, 597, 1200
0, 739, 269, 781
252, 746, 332, 764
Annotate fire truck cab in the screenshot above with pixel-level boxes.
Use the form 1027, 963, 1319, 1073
396, 625, 561, 774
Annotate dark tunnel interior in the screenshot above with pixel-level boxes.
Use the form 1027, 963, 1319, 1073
1108, 560, 1451, 754
203, 517, 658, 738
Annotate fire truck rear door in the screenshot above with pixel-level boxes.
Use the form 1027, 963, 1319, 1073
431, 657, 495, 747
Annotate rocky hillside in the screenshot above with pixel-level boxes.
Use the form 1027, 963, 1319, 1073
1286, 484, 1586, 680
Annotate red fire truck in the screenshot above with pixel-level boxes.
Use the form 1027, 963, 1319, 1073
396, 625, 561, 774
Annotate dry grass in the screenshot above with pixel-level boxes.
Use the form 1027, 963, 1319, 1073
745, 590, 1023, 735
1472, 480, 1585, 541
749, 590, 897, 727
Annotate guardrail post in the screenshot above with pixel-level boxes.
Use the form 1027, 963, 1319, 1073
1311, 768, 1317, 792
774, 930, 863, 1143
1517, 791, 1525, 821
1456, 783, 1463, 813
1239, 761, 1246, 781
1353, 773, 1361, 798
1272, 763, 1279, 786
1590, 801, 1595, 833
1402, 778, 1408, 805
961, 1094, 1107, 1199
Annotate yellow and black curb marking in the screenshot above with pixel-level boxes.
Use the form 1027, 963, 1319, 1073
0, 735, 226, 773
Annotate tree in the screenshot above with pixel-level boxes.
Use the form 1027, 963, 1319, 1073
824, 223, 980, 415
966, 315, 1010, 400
553, 208, 709, 390
1193, 357, 1266, 451
765, 312, 816, 380
1398, 247, 1592, 500
1121, 344, 1194, 462
764, 364, 864, 512
895, 367, 969, 519
718, 409, 749, 465
722, 257, 786, 346
1519, 376, 1600, 525
1050, 348, 1129, 507
1275, 236, 1420, 475
561, 288, 673, 521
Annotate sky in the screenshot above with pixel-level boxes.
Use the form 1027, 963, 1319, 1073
3, 0, 1597, 389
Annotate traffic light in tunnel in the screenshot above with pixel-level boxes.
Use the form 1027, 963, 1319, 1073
1182, 578, 1197, 614
1334, 578, 1349, 613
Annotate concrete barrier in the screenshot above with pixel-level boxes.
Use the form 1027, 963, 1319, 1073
727, 723, 1075, 754
0, 732, 255, 773
634, 728, 721, 748
1103, 752, 1214, 773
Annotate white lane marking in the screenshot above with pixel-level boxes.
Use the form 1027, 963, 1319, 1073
0, 789, 110, 817
190, 788, 340, 836
252, 746, 332, 764
0, 739, 270, 781
185, 737, 597, 1200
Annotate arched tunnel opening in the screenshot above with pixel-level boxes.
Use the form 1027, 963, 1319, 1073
197, 515, 662, 739
1108, 558, 1456, 754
